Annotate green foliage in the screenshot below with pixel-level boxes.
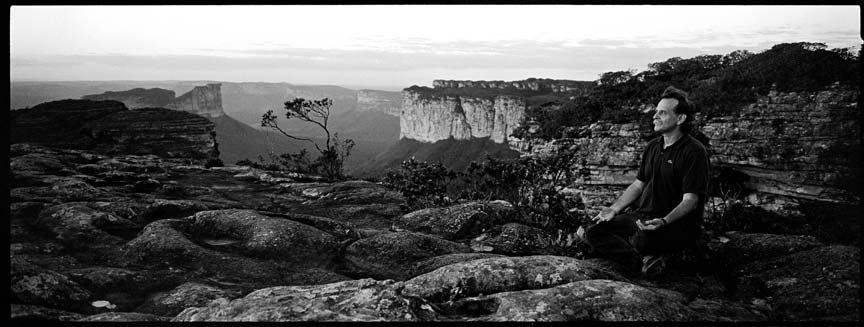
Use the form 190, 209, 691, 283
384, 147, 586, 232
260, 97, 355, 180
517, 42, 861, 140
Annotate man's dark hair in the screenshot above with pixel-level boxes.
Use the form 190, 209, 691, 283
660, 86, 696, 134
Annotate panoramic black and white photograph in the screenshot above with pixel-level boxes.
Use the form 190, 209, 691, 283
9, 4, 861, 322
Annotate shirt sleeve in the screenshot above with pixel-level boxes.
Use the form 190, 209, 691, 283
681, 148, 710, 195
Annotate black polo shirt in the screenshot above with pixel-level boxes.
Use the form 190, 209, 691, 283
634, 134, 710, 227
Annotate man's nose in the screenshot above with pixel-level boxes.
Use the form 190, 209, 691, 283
652, 112, 659, 119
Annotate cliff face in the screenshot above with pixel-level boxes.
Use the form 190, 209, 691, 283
356, 89, 401, 116
83, 83, 225, 119
10, 99, 220, 165
702, 83, 859, 206
433, 79, 594, 93
516, 83, 860, 212
400, 93, 526, 144
166, 83, 224, 118
81, 88, 176, 109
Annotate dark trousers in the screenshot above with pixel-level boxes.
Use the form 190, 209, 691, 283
584, 212, 698, 265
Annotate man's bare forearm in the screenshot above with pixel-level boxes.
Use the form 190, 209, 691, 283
610, 180, 644, 213
662, 193, 700, 224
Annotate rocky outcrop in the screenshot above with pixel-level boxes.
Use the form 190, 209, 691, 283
356, 89, 401, 116
401, 92, 526, 144
166, 83, 224, 118
402, 255, 624, 303
10, 100, 221, 166
82, 88, 176, 109
392, 201, 513, 240
433, 79, 594, 93
515, 83, 860, 213
173, 279, 416, 321
448, 279, 700, 321
708, 232, 860, 321
343, 232, 472, 280
702, 83, 859, 204
9, 143, 859, 322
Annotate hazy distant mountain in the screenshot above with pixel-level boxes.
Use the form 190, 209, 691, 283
10, 80, 402, 176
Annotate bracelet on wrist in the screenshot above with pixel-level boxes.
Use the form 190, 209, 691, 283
661, 218, 668, 225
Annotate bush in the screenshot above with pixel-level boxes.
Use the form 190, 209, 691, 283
385, 147, 586, 232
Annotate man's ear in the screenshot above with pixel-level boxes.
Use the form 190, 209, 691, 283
676, 113, 687, 126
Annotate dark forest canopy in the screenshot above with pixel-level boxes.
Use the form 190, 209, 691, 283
515, 42, 861, 141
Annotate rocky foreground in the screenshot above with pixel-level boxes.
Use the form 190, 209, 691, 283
9, 143, 860, 322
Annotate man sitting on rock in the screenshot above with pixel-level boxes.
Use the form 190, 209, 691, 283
581, 86, 710, 279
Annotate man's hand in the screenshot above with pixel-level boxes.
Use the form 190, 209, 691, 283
592, 206, 617, 222
636, 218, 665, 231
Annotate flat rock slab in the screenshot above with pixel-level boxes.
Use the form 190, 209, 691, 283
471, 222, 559, 255
173, 279, 416, 322
10, 304, 86, 322
187, 209, 339, 264
136, 282, 243, 317
343, 232, 472, 280
78, 312, 171, 322
403, 255, 625, 303
446, 279, 699, 321
394, 201, 513, 240
734, 245, 860, 321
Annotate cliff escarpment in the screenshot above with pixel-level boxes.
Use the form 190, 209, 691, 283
166, 83, 224, 118
517, 83, 860, 213
433, 78, 595, 93
401, 92, 526, 144
82, 88, 176, 109
82, 83, 225, 118
400, 79, 595, 144
10, 99, 220, 165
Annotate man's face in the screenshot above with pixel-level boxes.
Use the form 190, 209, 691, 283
653, 98, 683, 133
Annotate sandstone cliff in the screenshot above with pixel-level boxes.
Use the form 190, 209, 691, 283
10, 99, 220, 165
166, 83, 224, 118
400, 92, 526, 144
515, 83, 860, 213
82, 88, 176, 109
83, 83, 225, 119
433, 78, 595, 93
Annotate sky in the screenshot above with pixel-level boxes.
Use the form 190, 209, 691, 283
10, 5, 862, 91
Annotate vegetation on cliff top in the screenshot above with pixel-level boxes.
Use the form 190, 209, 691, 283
513, 42, 861, 141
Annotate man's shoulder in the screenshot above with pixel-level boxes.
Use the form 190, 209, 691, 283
683, 134, 708, 154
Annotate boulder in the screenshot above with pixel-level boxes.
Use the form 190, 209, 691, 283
403, 255, 625, 303
35, 203, 137, 251
122, 219, 342, 288
140, 199, 225, 221
187, 209, 339, 264
78, 312, 170, 322
393, 201, 513, 240
10, 269, 92, 310
733, 245, 859, 321
10, 304, 85, 321
173, 279, 416, 321
64, 267, 140, 293
343, 232, 472, 280
264, 211, 363, 240
409, 253, 505, 277
471, 223, 558, 255
446, 279, 699, 321
136, 282, 243, 317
